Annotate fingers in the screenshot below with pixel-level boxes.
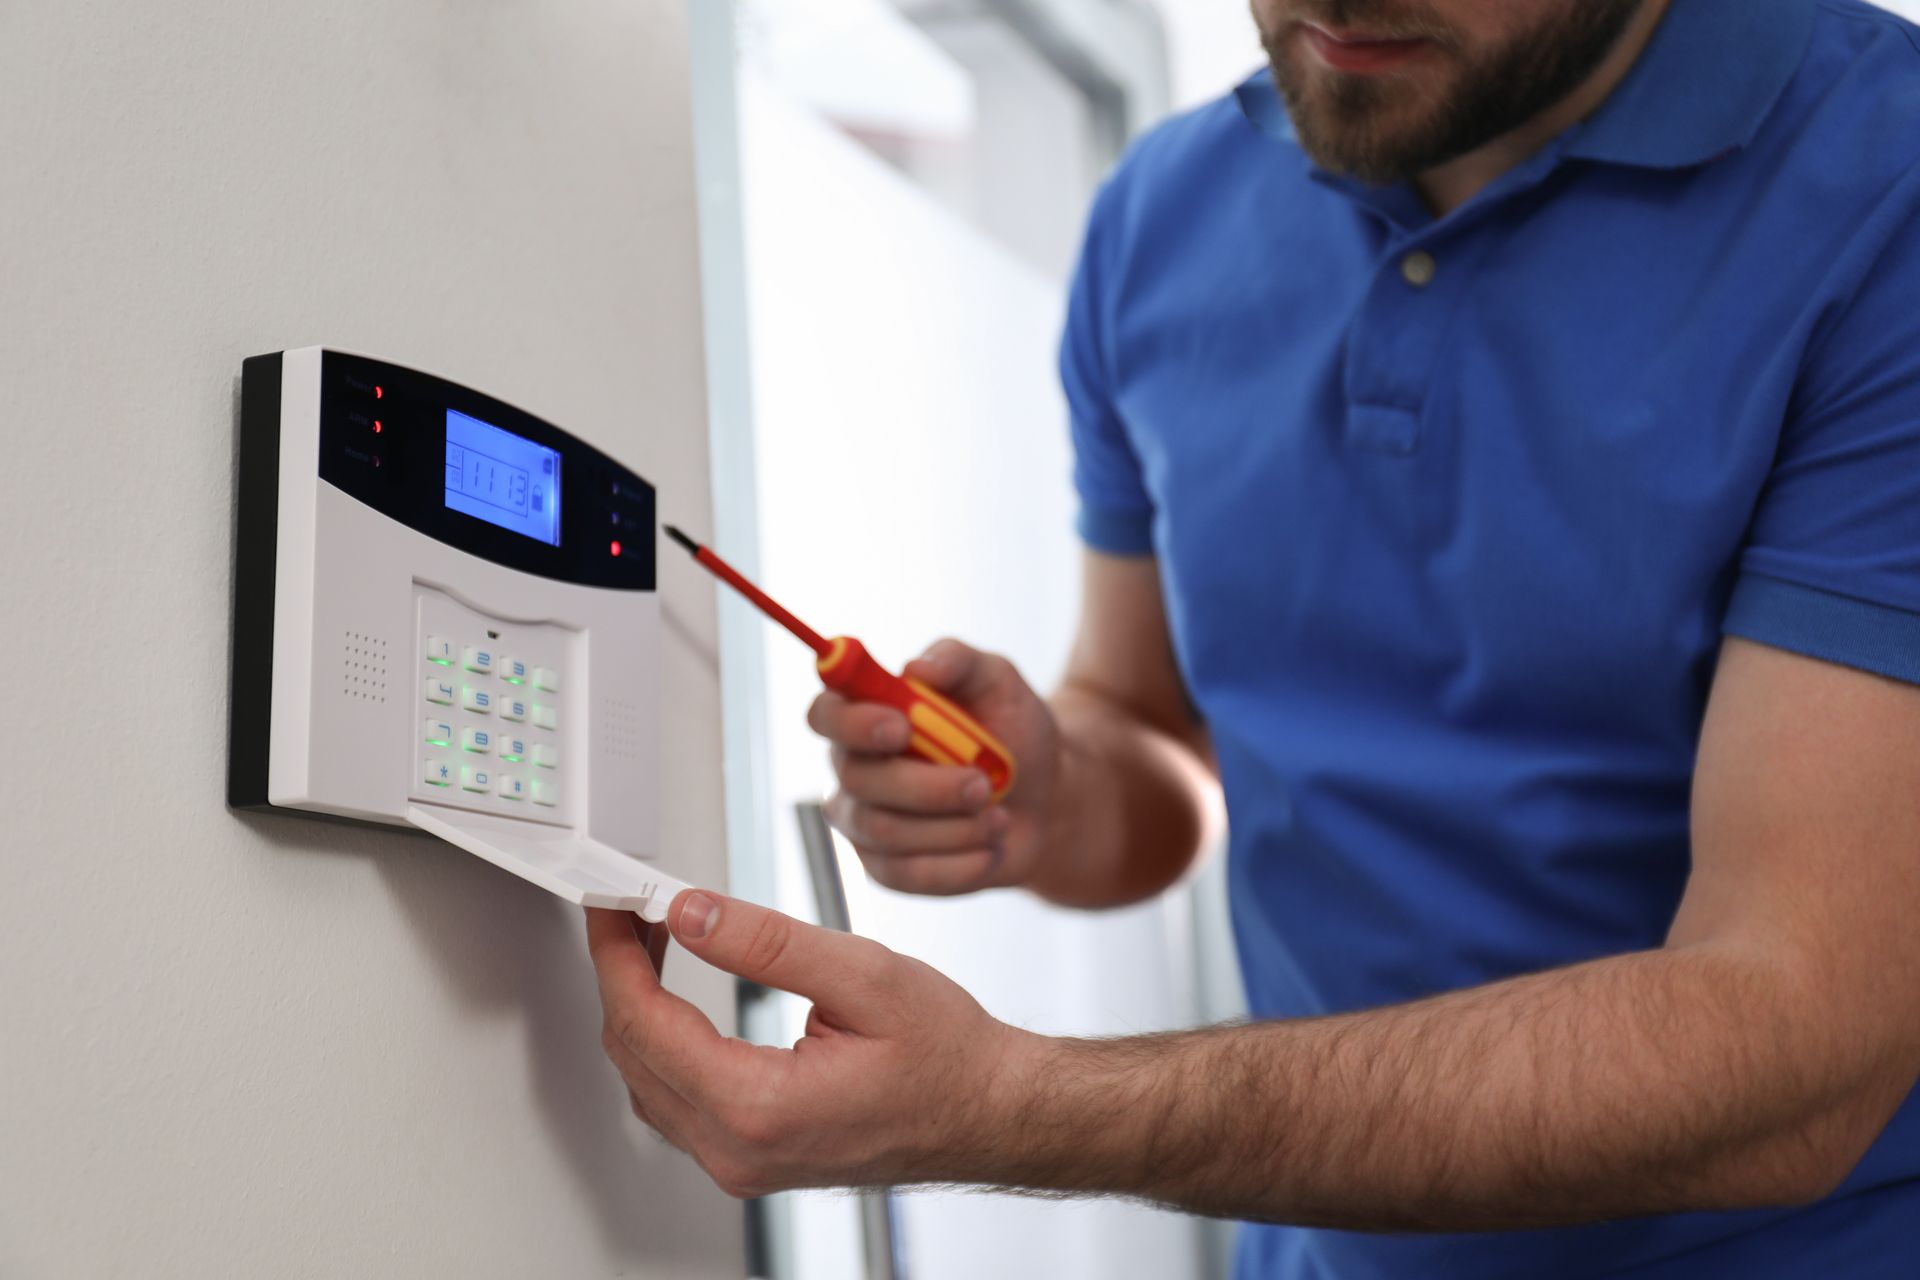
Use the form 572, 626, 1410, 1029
640, 917, 670, 977
608, 1035, 697, 1139
830, 750, 995, 815
628, 1085, 679, 1141
811, 640, 1024, 758
586, 906, 659, 989
825, 790, 1009, 855
668, 890, 901, 1017
859, 848, 1003, 897
585, 906, 747, 1097
589, 908, 672, 978
901, 638, 1014, 705
808, 691, 910, 754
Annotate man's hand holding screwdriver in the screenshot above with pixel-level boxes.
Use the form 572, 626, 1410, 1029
810, 639, 1064, 897
810, 554, 1222, 911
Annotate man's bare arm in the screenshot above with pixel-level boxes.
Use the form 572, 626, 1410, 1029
998, 637, 1920, 1226
1029, 551, 1220, 907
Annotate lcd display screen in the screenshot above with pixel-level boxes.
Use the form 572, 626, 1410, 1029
444, 409, 561, 546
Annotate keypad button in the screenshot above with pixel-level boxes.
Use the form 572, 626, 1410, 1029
424, 677, 457, 705
424, 635, 455, 666
532, 743, 559, 770
532, 779, 560, 807
461, 726, 494, 753
533, 666, 560, 693
423, 718, 454, 746
460, 765, 493, 793
423, 756, 455, 787
498, 734, 529, 763
499, 656, 531, 685
499, 696, 528, 722
462, 645, 495, 675
462, 685, 494, 715
533, 703, 557, 731
497, 774, 528, 801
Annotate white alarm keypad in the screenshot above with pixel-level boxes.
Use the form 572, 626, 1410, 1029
231, 349, 679, 918
412, 587, 574, 826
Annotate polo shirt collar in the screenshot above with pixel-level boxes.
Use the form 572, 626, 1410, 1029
1566, 0, 1814, 168
1234, 0, 1815, 173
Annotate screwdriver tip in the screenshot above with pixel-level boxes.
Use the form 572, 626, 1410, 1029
663, 525, 699, 556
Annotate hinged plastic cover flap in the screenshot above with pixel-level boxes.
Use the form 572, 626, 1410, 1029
405, 804, 692, 922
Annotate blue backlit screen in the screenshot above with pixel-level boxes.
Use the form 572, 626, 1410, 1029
444, 409, 561, 546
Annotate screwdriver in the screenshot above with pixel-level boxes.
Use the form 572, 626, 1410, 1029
663, 526, 1017, 801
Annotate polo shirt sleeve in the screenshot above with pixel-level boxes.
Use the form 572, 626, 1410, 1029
1725, 200, 1920, 686
1061, 177, 1156, 557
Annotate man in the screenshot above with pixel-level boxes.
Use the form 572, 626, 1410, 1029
588, 0, 1920, 1274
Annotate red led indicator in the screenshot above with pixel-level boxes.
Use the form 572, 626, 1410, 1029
374, 385, 383, 399
372, 420, 383, 434
610, 540, 623, 557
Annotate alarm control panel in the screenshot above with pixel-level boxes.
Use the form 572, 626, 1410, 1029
229, 347, 692, 920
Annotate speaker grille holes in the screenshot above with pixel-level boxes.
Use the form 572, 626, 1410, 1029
342, 629, 390, 703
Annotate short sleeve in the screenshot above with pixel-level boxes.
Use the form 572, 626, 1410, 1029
1725, 193, 1920, 685
1061, 177, 1156, 556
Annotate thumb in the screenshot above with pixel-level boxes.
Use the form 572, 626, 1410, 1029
668, 889, 892, 1012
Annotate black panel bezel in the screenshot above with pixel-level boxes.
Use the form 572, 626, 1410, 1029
317, 351, 657, 591
229, 352, 284, 810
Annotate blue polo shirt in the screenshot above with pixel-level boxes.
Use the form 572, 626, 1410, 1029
1062, 0, 1920, 1275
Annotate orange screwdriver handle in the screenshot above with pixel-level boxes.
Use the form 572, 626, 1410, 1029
816, 636, 1017, 801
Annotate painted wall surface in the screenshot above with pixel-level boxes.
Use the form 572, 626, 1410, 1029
0, 3, 743, 1276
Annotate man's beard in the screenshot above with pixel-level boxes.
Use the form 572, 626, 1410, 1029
1262, 0, 1646, 185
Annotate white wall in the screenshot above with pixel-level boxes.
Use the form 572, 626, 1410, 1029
1150, 0, 1262, 110
0, 3, 742, 1276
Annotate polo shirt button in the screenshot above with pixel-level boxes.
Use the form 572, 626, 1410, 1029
1401, 250, 1437, 287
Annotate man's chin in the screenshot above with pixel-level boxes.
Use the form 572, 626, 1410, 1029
1299, 144, 1419, 186
1269, 71, 1455, 182
1289, 113, 1445, 185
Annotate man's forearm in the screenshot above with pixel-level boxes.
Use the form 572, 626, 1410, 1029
1023, 690, 1216, 909
982, 941, 1901, 1230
